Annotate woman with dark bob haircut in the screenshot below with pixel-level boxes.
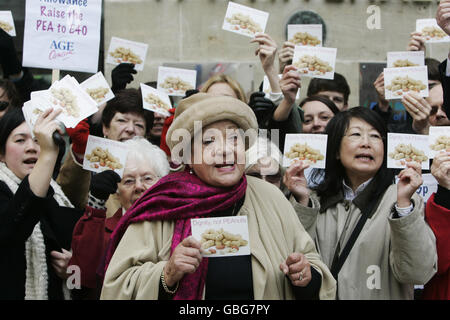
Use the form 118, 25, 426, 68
0, 108, 81, 299
288, 106, 437, 299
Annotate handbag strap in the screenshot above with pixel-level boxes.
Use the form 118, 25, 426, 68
330, 197, 378, 280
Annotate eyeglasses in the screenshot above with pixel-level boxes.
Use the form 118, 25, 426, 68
0, 101, 9, 111
121, 174, 160, 188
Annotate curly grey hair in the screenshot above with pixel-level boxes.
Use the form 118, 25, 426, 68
123, 137, 170, 178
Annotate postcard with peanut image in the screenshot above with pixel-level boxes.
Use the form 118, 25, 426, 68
83, 135, 129, 178
288, 24, 322, 47
106, 37, 148, 71
292, 46, 337, 80
383, 66, 429, 100
80, 72, 115, 107
387, 51, 424, 69
0, 11, 16, 37
47, 75, 98, 128
222, 1, 269, 38
283, 134, 327, 169
416, 19, 450, 43
140, 83, 172, 117
157, 66, 197, 97
22, 100, 46, 135
387, 133, 430, 170
428, 126, 450, 159
191, 216, 250, 258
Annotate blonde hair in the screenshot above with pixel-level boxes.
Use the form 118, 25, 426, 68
200, 74, 247, 103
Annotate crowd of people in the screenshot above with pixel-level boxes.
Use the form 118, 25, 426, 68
0, 2, 449, 300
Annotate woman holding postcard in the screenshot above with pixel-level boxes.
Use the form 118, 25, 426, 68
287, 107, 437, 299
0, 108, 82, 300
69, 137, 170, 299
100, 93, 336, 300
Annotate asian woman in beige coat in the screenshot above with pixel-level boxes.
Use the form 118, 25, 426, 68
285, 107, 437, 299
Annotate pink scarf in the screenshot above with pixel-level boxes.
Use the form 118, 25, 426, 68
103, 169, 247, 300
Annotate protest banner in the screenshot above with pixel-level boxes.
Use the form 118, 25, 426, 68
22, 0, 102, 73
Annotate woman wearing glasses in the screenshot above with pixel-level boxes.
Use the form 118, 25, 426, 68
69, 137, 170, 299
290, 107, 437, 299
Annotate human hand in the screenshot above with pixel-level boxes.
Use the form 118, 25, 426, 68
401, 92, 432, 134
397, 162, 423, 208
65, 118, 90, 155
280, 65, 301, 104
407, 32, 426, 52
431, 152, 450, 190
280, 253, 312, 287
164, 236, 203, 287
50, 249, 72, 280
89, 170, 121, 201
436, 0, 450, 37
278, 41, 295, 74
373, 72, 389, 112
33, 108, 63, 156
283, 160, 310, 206
248, 91, 275, 119
251, 33, 278, 73
111, 63, 137, 93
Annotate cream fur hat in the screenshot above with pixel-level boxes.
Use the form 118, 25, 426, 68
166, 93, 258, 152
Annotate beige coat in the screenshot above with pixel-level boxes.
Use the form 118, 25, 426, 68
292, 184, 437, 300
100, 176, 336, 300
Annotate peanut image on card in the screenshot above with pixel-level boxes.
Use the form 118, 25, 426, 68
0, 21, 13, 33
289, 32, 321, 46
226, 12, 262, 35
51, 88, 80, 117
385, 76, 427, 97
285, 143, 324, 163
294, 55, 333, 75
32, 109, 43, 116
160, 76, 193, 93
85, 147, 123, 171
421, 26, 447, 40
109, 47, 143, 65
392, 59, 419, 68
86, 87, 109, 103
144, 93, 170, 111
389, 143, 428, 165
200, 228, 248, 255
430, 135, 450, 152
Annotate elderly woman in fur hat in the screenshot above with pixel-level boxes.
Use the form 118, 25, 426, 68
100, 93, 335, 300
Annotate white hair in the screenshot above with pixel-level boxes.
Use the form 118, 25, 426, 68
123, 137, 170, 178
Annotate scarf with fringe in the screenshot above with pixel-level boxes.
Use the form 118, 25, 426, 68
0, 162, 73, 300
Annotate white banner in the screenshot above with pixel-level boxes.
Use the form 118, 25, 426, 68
22, 0, 102, 73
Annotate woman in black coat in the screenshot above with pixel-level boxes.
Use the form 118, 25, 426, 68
0, 108, 82, 300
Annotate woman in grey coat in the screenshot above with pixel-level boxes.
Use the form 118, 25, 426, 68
284, 107, 437, 299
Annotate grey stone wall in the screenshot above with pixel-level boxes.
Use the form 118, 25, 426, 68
104, 0, 449, 107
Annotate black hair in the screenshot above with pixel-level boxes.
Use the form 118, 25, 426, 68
311, 106, 394, 199
299, 95, 340, 116
307, 73, 351, 105
425, 57, 441, 82
102, 88, 154, 134
0, 107, 25, 156
0, 79, 22, 109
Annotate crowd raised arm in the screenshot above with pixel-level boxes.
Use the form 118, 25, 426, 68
1, 1, 450, 301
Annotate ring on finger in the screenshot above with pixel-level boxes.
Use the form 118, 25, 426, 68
299, 271, 304, 281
